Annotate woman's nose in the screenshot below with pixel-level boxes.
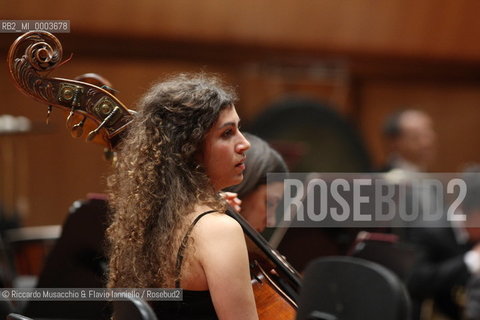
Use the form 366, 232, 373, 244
237, 132, 251, 153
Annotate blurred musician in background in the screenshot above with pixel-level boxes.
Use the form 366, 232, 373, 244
407, 166, 480, 320
382, 109, 437, 173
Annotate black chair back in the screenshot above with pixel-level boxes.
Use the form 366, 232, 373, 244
296, 256, 411, 320
349, 232, 417, 281
113, 297, 158, 320
0, 296, 15, 320
7, 313, 33, 320
23, 196, 111, 319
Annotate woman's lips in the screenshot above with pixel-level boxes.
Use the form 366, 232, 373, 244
235, 163, 246, 171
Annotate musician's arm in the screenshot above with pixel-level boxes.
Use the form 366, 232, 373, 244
196, 213, 258, 320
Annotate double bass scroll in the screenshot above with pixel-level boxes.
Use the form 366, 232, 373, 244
7, 31, 134, 150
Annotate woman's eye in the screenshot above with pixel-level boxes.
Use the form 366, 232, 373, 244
222, 129, 233, 138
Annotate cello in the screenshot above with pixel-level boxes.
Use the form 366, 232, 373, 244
7, 31, 301, 320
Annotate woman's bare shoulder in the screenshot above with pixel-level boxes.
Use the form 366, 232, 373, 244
193, 211, 242, 237
192, 211, 249, 270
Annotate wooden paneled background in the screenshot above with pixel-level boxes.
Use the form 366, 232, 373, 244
1, 0, 480, 226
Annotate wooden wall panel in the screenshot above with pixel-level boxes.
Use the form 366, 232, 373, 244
237, 62, 351, 120
3, 0, 480, 61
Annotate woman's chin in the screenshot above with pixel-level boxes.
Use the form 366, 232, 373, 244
229, 175, 244, 187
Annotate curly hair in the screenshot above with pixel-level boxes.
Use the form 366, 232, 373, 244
106, 73, 236, 288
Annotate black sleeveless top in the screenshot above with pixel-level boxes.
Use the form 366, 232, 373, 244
151, 210, 219, 320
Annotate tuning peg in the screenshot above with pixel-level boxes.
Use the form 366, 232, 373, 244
63, 87, 82, 128
46, 105, 53, 124
71, 116, 86, 138
101, 85, 119, 95
86, 106, 120, 142
66, 107, 76, 128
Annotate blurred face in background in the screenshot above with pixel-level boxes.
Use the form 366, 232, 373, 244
240, 182, 284, 232
394, 110, 437, 169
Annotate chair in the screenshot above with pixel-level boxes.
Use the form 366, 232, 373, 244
0, 295, 15, 320
0, 236, 16, 288
348, 231, 418, 281
296, 256, 411, 320
23, 195, 111, 319
6, 313, 33, 320
113, 297, 158, 320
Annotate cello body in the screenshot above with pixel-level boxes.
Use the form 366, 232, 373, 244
251, 261, 297, 320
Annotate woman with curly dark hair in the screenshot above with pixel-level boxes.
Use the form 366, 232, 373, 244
106, 73, 256, 319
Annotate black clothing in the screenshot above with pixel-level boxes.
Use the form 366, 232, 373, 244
152, 290, 217, 320
407, 227, 472, 320
152, 210, 218, 320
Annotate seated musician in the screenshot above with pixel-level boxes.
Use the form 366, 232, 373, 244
106, 73, 258, 320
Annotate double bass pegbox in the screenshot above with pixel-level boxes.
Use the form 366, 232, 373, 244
8, 31, 135, 150
58, 83, 84, 129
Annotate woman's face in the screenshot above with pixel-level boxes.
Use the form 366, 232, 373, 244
201, 105, 251, 191
240, 182, 284, 232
